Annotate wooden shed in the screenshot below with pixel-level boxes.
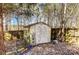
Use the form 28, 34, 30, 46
24, 22, 51, 45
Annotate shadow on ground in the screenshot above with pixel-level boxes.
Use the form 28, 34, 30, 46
23, 42, 79, 55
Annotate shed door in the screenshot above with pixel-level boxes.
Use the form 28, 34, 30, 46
36, 24, 51, 44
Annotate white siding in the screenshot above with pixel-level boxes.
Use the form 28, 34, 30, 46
35, 23, 51, 44
30, 23, 51, 45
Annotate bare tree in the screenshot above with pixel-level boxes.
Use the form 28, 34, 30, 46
60, 3, 67, 42
0, 3, 5, 54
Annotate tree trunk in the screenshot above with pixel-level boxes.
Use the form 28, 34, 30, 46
0, 3, 5, 54
60, 3, 67, 42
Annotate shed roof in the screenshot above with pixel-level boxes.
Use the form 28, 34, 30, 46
23, 22, 51, 28
23, 22, 79, 30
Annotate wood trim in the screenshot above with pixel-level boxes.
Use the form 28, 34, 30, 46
23, 22, 51, 28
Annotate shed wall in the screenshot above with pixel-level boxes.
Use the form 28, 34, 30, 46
30, 23, 51, 45
35, 23, 51, 44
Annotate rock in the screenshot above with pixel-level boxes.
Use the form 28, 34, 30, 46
52, 40, 59, 44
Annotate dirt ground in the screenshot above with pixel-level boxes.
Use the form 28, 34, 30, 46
23, 42, 79, 55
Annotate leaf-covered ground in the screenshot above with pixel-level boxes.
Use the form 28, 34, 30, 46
23, 42, 79, 55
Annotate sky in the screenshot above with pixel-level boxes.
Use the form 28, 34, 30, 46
11, 17, 18, 25
9, 15, 37, 25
